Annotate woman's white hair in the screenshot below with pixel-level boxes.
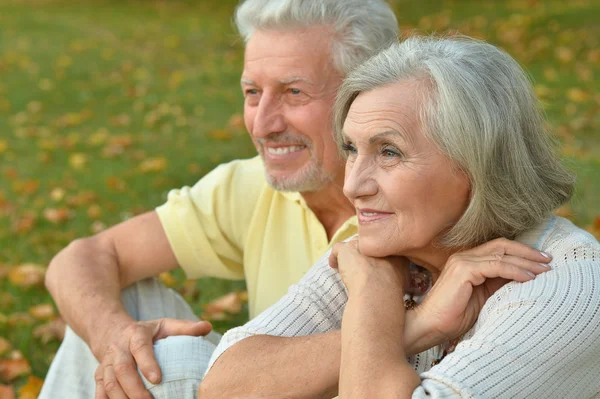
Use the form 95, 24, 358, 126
334, 35, 575, 248
234, 0, 399, 74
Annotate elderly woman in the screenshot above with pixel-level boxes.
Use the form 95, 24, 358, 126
204, 35, 600, 398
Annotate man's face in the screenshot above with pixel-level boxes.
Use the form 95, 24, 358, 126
242, 27, 344, 192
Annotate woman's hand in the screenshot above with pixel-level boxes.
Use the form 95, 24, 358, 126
414, 238, 552, 347
329, 238, 410, 297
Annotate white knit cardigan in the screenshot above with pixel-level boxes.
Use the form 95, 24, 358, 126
207, 216, 600, 398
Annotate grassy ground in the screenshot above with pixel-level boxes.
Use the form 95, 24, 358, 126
0, 0, 598, 394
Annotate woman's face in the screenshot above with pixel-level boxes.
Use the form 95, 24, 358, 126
342, 80, 471, 268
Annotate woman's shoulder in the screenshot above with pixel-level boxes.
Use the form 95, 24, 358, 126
472, 217, 600, 334
539, 216, 600, 269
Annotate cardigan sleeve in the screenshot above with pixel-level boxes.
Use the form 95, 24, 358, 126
205, 247, 348, 373
412, 231, 600, 398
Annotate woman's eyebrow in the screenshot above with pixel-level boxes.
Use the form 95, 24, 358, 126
368, 130, 410, 145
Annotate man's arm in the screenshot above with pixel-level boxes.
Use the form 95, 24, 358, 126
45, 211, 211, 398
200, 333, 341, 399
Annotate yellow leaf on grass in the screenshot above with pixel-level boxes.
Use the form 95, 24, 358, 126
554, 205, 574, 219
43, 208, 72, 224
0, 140, 7, 154
566, 88, 590, 104
158, 272, 176, 287
0, 338, 11, 356
33, 318, 66, 344
29, 304, 55, 321
202, 292, 247, 320
7, 264, 46, 288
0, 358, 31, 382
17, 375, 43, 399
209, 129, 232, 141
69, 153, 87, 169
555, 47, 574, 64
139, 157, 168, 173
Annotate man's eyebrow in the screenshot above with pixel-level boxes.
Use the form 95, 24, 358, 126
241, 78, 255, 85
279, 77, 313, 85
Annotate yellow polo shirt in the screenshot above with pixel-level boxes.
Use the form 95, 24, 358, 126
156, 156, 357, 318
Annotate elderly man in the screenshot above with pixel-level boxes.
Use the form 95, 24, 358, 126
38, 0, 398, 398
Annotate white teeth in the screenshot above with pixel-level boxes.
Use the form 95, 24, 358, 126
362, 212, 378, 216
267, 145, 304, 155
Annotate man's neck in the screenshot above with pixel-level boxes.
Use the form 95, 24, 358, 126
301, 181, 355, 241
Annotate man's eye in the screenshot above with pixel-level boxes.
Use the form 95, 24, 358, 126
289, 88, 301, 95
245, 89, 259, 96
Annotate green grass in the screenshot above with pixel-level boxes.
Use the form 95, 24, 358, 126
0, 0, 598, 392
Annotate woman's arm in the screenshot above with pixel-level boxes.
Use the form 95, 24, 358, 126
340, 286, 421, 399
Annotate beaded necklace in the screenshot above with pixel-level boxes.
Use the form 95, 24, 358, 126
403, 263, 462, 367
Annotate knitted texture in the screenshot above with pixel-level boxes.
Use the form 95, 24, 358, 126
208, 217, 600, 398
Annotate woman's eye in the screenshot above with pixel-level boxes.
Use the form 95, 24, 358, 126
341, 143, 357, 155
381, 147, 402, 158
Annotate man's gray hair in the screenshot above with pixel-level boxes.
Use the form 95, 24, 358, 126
334, 35, 575, 248
234, 0, 399, 74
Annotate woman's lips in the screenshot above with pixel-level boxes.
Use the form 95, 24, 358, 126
357, 209, 394, 224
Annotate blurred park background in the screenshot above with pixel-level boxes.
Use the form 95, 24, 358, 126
0, 0, 598, 395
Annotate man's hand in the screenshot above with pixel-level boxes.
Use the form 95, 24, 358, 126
94, 318, 212, 399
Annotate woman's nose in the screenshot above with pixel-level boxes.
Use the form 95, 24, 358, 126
343, 157, 378, 201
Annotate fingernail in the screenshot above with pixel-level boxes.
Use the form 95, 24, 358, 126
539, 263, 550, 268
527, 271, 536, 278
149, 372, 159, 383
540, 251, 551, 259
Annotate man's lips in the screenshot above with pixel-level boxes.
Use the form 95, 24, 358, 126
357, 208, 394, 223
265, 144, 306, 155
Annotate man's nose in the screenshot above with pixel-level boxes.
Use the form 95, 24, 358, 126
343, 157, 378, 201
252, 94, 286, 139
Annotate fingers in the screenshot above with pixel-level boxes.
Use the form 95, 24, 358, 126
113, 349, 153, 398
465, 255, 549, 285
94, 366, 107, 399
466, 238, 552, 263
153, 319, 213, 340
102, 362, 128, 399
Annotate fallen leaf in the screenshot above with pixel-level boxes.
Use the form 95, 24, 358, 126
554, 47, 574, 63
139, 157, 168, 173
566, 88, 590, 103
158, 272, 176, 287
28, 304, 55, 320
7, 264, 46, 288
87, 204, 102, 219
43, 207, 72, 224
0, 358, 31, 382
7, 313, 35, 327
554, 205, 574, 219
49, 187, 66, 202
0, 338, 10, 356
32, 317, 66, 344
209, 129, 232, 141
202, 291, 247, 320
0, 140, 7, 154
17, 375, 43, 399
68, 153, 88, 169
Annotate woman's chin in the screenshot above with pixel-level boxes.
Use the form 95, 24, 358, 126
358, 237, 396, 258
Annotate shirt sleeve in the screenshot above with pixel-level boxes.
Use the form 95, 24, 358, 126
205, 247, 348, 373
413, 240, 600, 398
156, 157, 264, 280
